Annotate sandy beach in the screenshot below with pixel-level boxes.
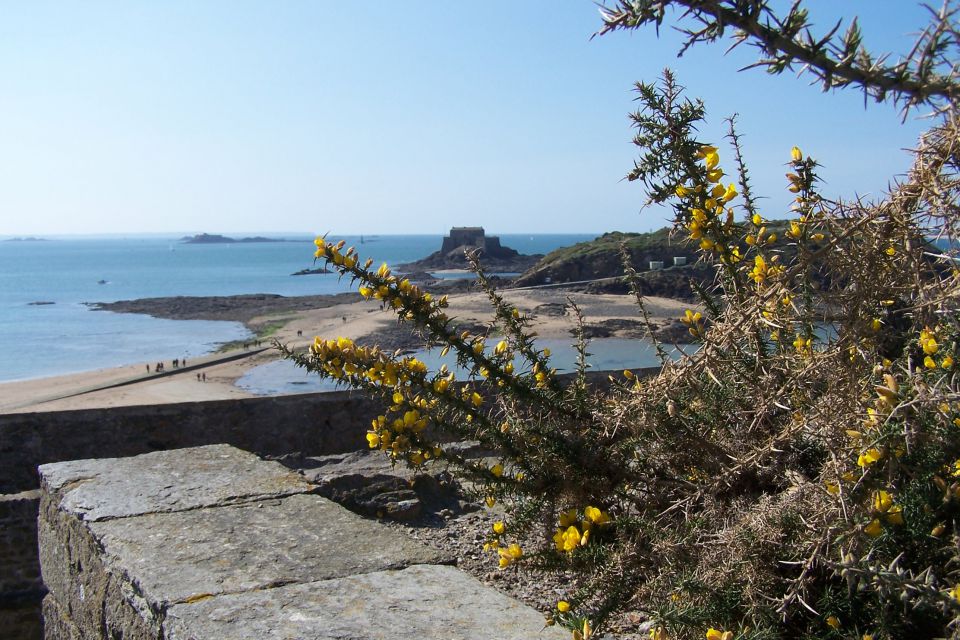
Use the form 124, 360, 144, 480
0, 288, 692, 414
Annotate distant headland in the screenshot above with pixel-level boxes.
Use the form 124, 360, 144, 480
181, 233, 299, 244
398, 227, 541, 272
3, 236, 49, 242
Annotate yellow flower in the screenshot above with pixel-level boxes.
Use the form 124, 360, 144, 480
470, 391, 483, 407
704, 151, 720, 170
925, 355, 937, 369
826, 615, 840, 629
950, 584, 960, 602
650, 626, 668, 640
491, 463, 504, 478
721, 182, 738, 202
675, 185, 690, 198
857, 448, 884, 468
557, 600, 570, 613
497, 543, 522, 568
705, 629, 733, 640
752, 213, 763, 226
366, 432, 380, 448
863, 518, 883, 537
495, 339, 509, 355
558, 508, 579, 528
555, 525, 583, 552
492, 521, 505, 535
943, 355, 954, 369
485, 495, 496, 508
885, 504, 904, 526
791, 146, 802, 162
873, 490, 893, 513
584, 505, 612, 525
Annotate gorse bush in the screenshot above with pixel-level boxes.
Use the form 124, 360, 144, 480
284, 2, 960, 638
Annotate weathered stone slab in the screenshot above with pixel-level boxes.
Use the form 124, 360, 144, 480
39, 445, 459, 639
39, 444, 311, 521
165, 564, 567, 640
90, 493, 451, 607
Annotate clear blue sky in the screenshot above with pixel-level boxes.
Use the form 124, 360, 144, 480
0, 1, 937, 236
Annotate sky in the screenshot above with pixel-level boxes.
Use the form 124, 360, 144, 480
0, 1, 942, 236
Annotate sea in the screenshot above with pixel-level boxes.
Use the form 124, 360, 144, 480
0, 234, 597, 383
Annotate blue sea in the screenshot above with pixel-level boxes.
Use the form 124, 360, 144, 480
0, 234, 595, 383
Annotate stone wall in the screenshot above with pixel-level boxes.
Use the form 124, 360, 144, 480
0, 490, 44, 640
38, 445, 565, 640
0, 390, 387, 495
0, 389, 386, 640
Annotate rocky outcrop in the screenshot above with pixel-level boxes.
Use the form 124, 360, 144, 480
515, 230, 698, 288
86, 292, 357, 325
399, 227, 542, 272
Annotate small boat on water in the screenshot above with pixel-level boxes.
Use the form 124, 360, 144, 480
97, 279, 107, 285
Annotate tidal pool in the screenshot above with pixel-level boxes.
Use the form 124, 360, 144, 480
236, 337, 692, 396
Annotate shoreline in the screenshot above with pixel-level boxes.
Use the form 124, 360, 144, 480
0, 288, 693, 414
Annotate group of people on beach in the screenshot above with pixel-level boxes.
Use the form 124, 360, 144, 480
145, 358, 191, 374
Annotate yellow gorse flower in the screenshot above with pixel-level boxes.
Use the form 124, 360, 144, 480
497, 543, 522, 568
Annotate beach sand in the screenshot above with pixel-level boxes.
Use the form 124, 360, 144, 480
0, 289, 691, 414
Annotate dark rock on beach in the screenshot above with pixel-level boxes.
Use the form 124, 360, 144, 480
85, 292, 358, 327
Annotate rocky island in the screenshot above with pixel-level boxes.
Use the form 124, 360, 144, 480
181, 233, 295, 244
398, 227, 541, 272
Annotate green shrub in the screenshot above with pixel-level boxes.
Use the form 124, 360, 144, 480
284, 3, 960, 637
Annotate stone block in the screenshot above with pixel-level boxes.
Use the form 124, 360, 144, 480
88, 493, 451, 606
39, 445, 456, 639
165, 564, 567, 640
39, 443, 312, 521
